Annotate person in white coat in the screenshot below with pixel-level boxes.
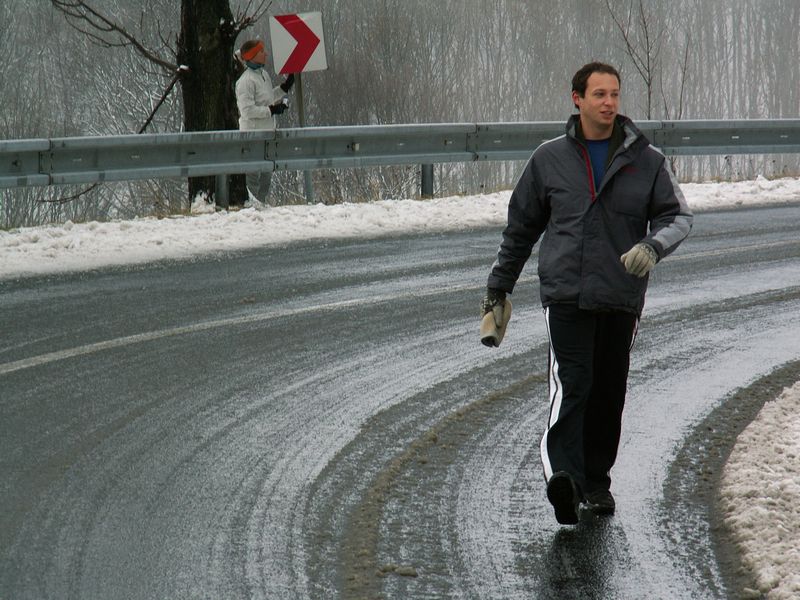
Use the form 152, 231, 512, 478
235, 39, 295, 204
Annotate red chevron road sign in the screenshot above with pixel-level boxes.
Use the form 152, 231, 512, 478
269, 12, 328, 74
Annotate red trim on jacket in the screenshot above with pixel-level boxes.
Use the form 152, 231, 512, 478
577, 144, 596, 202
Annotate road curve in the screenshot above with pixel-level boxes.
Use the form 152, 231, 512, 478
2, 205, 800, 599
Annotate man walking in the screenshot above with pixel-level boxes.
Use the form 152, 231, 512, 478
481, 62, 692, 524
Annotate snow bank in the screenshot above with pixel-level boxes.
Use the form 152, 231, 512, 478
1, 192, 512, 280
680, 175, 800, 208
3, 177, 800, 281
720, 382, 800, 599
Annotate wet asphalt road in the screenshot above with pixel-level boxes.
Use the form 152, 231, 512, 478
2, 204, 800, 599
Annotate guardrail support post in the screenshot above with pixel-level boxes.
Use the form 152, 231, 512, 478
215, 174, 229, 209
421, 163, 434, 198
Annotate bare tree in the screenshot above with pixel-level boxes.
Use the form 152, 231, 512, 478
605, 0, 664, 119
659, 32, 690, 121
50, 0, 271, 205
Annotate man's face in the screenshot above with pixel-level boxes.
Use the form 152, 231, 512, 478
572, 72, 620, 136
254, 47, 267, 65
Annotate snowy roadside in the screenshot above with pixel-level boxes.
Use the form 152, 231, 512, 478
0, 192, 510, 281
2, 175, 800, 598
2, 176, 800, 282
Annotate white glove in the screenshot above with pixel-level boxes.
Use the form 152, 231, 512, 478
621, 242, 658, 277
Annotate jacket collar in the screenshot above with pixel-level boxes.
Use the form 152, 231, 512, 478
567, 113, 643, 149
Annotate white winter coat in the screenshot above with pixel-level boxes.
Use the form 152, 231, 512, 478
235, 67, 285, 131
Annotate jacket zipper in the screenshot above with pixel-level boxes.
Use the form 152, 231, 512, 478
577, 144, 596, 202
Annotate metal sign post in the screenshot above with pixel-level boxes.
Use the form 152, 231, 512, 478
295, 73, 314, 203
270, 12, 328, 205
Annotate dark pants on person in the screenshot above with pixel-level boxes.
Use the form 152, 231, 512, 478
540, 304, 638, 495
246, 170, 273, 205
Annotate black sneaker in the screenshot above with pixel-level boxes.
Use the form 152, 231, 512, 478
546, 471, 581, 525
584, 489, 615, 515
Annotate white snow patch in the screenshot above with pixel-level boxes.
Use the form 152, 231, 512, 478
720, 382, 800, 600
4, 177, 800, 282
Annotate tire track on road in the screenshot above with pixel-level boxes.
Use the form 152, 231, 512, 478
310, 289, 800, 599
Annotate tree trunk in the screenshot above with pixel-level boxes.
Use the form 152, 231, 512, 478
177, 0, 247, 207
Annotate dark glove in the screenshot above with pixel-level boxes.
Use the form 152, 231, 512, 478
269, 100, 287, 116
621, 242, 658, 277
480, 288, 512, 347
280, 73, 295, 92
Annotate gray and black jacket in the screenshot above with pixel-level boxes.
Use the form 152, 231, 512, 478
487, 114, 693, 316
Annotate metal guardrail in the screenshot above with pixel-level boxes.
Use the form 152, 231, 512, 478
3, 120, 800, 192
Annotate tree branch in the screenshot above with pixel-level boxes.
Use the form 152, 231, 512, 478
234, 0, 272, 34
605, 0, 649, 84
38, 183, 100, 204
138, 67, 186, 134
51, 0, 177, 72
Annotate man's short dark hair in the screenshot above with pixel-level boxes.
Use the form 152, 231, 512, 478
571, 62, 621, 98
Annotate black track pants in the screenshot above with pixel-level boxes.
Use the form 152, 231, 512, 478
540, 304, 638, 494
